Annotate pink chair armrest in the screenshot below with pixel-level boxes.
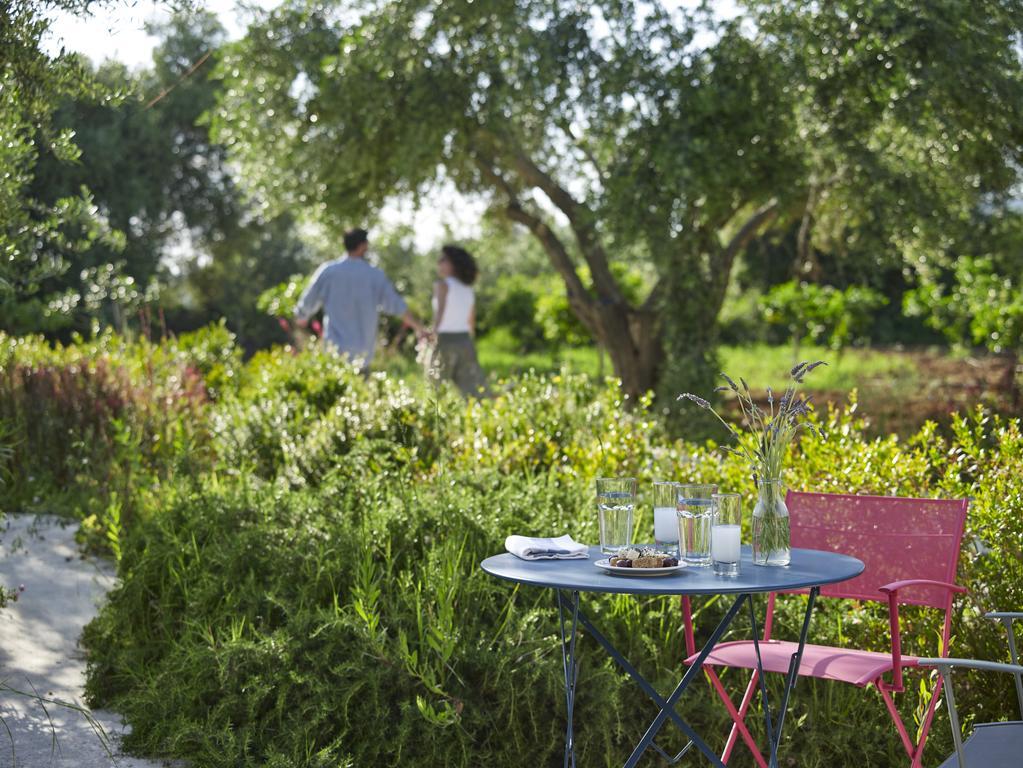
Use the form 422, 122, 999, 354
877, 580, 967, 692
878, 579, 968, 595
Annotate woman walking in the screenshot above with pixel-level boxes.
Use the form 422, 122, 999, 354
429, 244, 486, 396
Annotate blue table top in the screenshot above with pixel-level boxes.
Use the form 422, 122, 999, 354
481, 546, 864, 596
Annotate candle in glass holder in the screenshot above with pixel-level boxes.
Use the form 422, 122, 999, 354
711, 493, 742, 576
652, 481, 680, 554
654, 507, 679, 543
711, 524, 741, 562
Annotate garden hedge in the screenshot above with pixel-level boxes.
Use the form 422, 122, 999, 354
1, 328, 1020, 767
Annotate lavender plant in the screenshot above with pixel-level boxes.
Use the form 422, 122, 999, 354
678, 360, 827, 563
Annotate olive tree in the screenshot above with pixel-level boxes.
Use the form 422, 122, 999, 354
744, 0, 1023, 295
213, 0, 1023, 403
212, 1, 801, 399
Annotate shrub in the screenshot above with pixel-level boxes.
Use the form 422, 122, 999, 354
3, 328, 1020, 766
761, 281, 887, 356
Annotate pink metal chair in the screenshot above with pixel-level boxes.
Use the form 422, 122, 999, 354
681, 491, 970, 768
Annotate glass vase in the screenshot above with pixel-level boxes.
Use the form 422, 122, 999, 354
752, 478, 790, 566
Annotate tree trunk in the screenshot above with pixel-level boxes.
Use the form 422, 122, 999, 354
593, 302, 662, 399
474, 144, 777, 407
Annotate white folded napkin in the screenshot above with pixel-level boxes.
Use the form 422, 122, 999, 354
505, 534, 589, 561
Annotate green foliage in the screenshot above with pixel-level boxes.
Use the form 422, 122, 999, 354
468, 221, 556, 349
761, 281, 888, 356
0, 329, 217, 543
6, 9, 315, 347
476, 275, 548, 349
3, 329, 1019, 766
0, 0, 124, 327
256, 275, 309, 320
908, 236, 1023, 355
747, 0, 1023, 271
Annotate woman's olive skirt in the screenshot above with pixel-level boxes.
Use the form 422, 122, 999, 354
429, 332, 486, 396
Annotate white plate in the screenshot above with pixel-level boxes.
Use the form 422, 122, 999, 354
595, 558, 687, 577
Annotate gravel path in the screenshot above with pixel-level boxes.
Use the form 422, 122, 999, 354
0, 514, 175, 768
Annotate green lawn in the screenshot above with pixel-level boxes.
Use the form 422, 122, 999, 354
719, 344, 919, 393
382, 337, 990, 435
474, 337, 919, 394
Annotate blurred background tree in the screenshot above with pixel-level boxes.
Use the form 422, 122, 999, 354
905, 210, 1023, 401
4, 6, 316, 351
5, 0, 1023, 415
0, 0, 125, 333
209, 0, 1023, 418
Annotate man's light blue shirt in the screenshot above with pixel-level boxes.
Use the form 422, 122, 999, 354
295, 257, 407, 366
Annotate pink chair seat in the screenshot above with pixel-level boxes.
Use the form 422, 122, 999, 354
686, 640, 920, 688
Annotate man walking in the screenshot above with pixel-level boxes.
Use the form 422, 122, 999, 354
295, 228, 423, 371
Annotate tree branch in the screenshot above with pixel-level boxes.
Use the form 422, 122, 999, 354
723, 197, 780, 267
796, 184, 821, 280
641, 278, 663, 313
472, 153, 595, 326
557, 119, 606, 182
503, 203, 592, 310
710, 197, 781, 312
477, 128, 624, 305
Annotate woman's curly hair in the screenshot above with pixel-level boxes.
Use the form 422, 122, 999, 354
441, 244, 478, 286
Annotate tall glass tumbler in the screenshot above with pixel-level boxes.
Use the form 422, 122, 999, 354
597, 477, 636, 554
677, 483, 718, 566
652, 481, 680, 554
711, 493, 742, 576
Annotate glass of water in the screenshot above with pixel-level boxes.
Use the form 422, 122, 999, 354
596, 477, 636, 554
677, 483, 718, 566
652, 481, 680, 554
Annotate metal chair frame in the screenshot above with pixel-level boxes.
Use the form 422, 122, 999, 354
919, 611, 1023, 768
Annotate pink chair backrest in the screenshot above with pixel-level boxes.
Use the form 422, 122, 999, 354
786, 491, 969, 608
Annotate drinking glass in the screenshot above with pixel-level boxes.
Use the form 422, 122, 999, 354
711, 493, 742, 576
597, 477, 636, 554
677, 483, 717, 566
652, 481, 680, 553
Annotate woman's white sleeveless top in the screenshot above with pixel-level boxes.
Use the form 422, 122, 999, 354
434, 277, 475, 333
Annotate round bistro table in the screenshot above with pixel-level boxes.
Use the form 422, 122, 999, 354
481, 545, 864, 768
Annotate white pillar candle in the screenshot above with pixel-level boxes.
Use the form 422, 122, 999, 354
711, 524, 741, 563
654, 507, 679, 543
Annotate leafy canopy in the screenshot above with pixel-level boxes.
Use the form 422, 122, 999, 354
0, 0, 123, 323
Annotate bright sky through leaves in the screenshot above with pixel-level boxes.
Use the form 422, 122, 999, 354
41, 1, 737, 251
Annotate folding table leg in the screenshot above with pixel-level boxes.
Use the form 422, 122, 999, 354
557, 590, 581, 768
771, 586, 818, 766
575, 609, 704, 764
748, 587, 820, 768
623, 593, 750, 768
748, 598, 777, 759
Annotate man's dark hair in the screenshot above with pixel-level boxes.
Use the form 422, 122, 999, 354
441, 244, 478, 286
344, 228, 369, 252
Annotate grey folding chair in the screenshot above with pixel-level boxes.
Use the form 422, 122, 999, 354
919, 611, 1023, 768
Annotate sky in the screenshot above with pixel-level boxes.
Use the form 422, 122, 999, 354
44, 0, 267, 70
